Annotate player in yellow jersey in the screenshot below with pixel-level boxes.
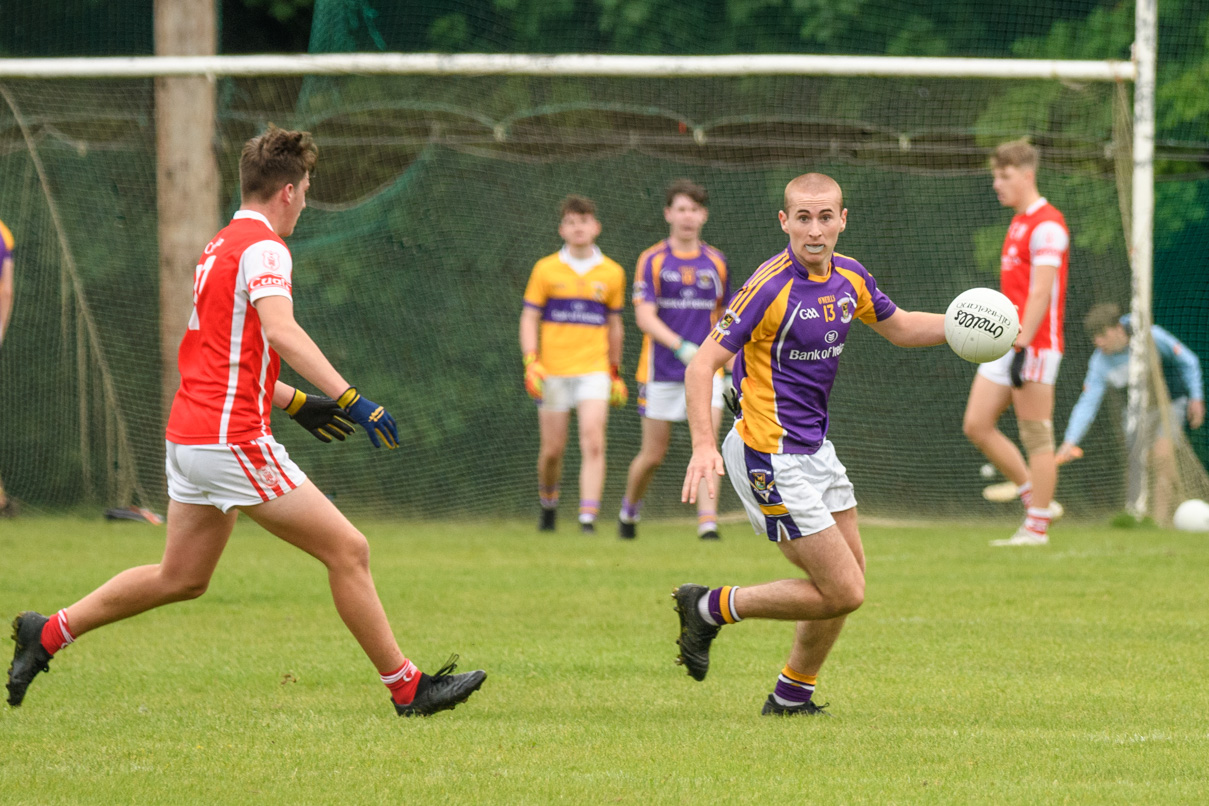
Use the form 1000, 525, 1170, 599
520, 196, 627, 533
0, 217, 15, 517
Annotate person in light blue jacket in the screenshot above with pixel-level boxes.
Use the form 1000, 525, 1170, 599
1057, 303, 1204, 522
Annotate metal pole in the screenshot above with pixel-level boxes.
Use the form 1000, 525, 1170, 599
1126, 0, 1158, 517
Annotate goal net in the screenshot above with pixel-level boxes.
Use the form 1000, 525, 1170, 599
1, 20, 1205, 524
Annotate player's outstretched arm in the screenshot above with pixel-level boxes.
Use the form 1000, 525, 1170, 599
1153, 324, 1205, 429
256, 296, 398, 448
868, 309, 946, 348
272, 381, 355, 443
1060, 355, 1109, 451
682, 338, 733, 504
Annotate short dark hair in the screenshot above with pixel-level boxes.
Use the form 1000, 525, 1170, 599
559, 194, 596, 219
990, 138, 1039, 172
665, 179, 708, 208
1084, 303, 1124, 337
240, 124, 318, 203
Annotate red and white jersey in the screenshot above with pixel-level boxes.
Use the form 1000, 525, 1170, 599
166, 211, 294, 445
1000, 197, 1069, 352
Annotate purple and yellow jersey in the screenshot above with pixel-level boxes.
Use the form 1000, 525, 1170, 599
0, 219, 13, 279
523, 246, 626, 376
712, 247, 897, 454
633, 239, 729, 384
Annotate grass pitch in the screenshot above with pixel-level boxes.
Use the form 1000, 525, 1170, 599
2, 514, 1208, 804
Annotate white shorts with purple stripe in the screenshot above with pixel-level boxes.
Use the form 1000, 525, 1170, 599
638, 375, 725, 422
722, 428, 856, 542
165, 436, 307, 513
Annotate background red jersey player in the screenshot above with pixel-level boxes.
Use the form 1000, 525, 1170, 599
962, 139, 1070, 546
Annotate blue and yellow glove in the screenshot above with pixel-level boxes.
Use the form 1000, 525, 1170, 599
285, 388, 356, 443
337, 386, 399, 449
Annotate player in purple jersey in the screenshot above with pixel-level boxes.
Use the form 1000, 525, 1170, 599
0, 217, 15, 517
619, 180, 732, 541
674, 173, 946, 716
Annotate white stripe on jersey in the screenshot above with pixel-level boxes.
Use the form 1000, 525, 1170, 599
219, 271, 250, 443
1049, 272, 1059, 349
256, 327, 272, 440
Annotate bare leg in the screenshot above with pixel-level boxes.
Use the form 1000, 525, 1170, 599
1013, 381, 1057, 508
733, 518, 865, 622
64, 500, 236, 637
537, 409, 571, 494
241, 481, 403, 673
623, 418, 672, 504
964, 375, 1029, 485
576, 399, 609, 508
783, 508, 865, 675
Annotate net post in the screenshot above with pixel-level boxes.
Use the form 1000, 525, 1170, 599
1126, 0, 1158, 518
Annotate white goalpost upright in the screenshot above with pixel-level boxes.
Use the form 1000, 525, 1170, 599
0, 5, 1160, 518
1127, 0, 1159, 517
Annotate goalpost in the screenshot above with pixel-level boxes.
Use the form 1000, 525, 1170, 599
0, 2, 1177, 522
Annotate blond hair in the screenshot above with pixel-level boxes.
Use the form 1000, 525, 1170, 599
990, 138, 1039, 172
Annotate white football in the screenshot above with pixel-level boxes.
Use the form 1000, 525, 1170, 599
945, 288, 1020, 363
1173, 499, 1209, 532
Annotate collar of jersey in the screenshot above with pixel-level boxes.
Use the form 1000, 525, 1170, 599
1024, 197, 1048, 216
233, 209, 274, 231
667, 239, 703, 260
558, 244, 602, 275
784, 244, 833, 283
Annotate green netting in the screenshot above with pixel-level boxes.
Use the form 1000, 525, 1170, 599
0, 1, 1207, 524
0, 72, 1143, 522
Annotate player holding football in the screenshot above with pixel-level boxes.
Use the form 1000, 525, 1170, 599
520, 195, 627, 534
1057, 303, 1204, 525
619, 180, 731, 541
677, 173, 946, 716
0, 216, 14, 517
6, 126, 486, 716
962, 140, 1069, 546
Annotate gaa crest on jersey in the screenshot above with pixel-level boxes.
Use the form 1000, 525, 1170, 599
715, 309, 740, 337
748, 469, 775, 502
262, 250, 279, 270
591, 281, 607, 302
838, 293, 857, 324
257, 465, 278, 489
680, 267, 696, 286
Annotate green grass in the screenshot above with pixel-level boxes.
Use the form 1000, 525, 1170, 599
2, 514, 1209, 804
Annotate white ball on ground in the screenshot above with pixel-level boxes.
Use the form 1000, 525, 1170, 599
1173, 499, 1209, 532
980, 463, 997, 479
945, 288, 1020, 363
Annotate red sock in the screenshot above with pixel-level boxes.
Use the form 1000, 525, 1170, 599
381, 659, 421, 705
40, 610, 74, 656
